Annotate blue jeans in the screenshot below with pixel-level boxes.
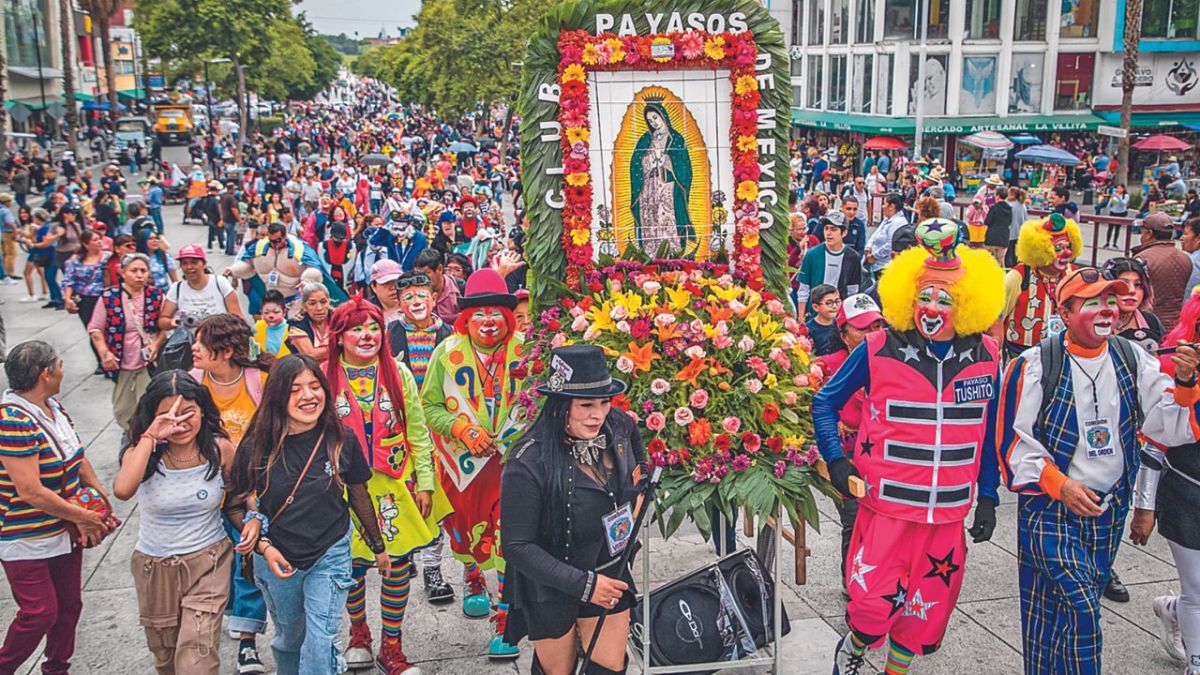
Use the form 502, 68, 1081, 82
254, 529, 353, 675
223, 519, 267, 634
148, 208, 164, 234
44, 258, 62, 304
223, 222, 239, 256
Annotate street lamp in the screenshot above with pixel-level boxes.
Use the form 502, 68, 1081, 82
203, 57, 231, 174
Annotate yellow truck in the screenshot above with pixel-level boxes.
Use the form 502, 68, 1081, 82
153, 104, 194, 145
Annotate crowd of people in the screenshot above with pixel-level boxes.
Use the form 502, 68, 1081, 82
2, 72, 1200, 675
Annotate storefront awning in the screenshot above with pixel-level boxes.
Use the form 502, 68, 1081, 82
3, 99, 53, 111
117, 88, 149, 100
1095, 110, 1200, 129
7, 66, 63, 80
792, 109, 1105, 135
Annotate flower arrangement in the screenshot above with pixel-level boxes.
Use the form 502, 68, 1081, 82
555, 29, 765, 292
521, 261, 839, 539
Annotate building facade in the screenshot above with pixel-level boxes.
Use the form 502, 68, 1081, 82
2, 0, 66, 127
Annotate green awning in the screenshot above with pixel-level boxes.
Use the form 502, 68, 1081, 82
1095, 110, 1200, 128
3, 100, 52, 111
73, 91, 98, 102
792, 109, 1104, 135
117, 88, 148, 100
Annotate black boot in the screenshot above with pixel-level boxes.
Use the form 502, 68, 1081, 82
1104, 572, 1130, 603
584, 658, 628, 674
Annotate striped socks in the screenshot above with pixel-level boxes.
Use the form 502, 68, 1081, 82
382, 558, 412, 639
884, 640, 914, 674
847, 631, 868, 656
496, 571, 509, 615
346, 562, 370, 624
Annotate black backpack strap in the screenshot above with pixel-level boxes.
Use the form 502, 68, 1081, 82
1109, 336, 1143, 430
1035, 331, 1064, 444
1020, 264, 1032, 292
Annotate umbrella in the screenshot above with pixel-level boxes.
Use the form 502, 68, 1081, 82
447, 141, 479, 154
1014, 144, 1081, 166
1009, 133, 1041, 144
960, 131, 1014, 151
862, 136, 908, 151
1132, 134, 1191, 151
360, 152, 391, 166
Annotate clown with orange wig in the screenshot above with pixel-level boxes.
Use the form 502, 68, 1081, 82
325, 297, 452, 674
813, 219, 1006, 675
420, 269, 527, 659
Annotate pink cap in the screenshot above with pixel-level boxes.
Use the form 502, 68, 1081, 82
370, 259, 403, 285
837, 293, 885, 330
176, 244, 207, 261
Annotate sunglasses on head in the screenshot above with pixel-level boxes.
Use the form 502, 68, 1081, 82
398, 273, 431, 289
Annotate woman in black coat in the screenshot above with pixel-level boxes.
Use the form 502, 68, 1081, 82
501, 345, 646, 675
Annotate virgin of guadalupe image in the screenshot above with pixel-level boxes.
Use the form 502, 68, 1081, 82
630, 99, 696, 257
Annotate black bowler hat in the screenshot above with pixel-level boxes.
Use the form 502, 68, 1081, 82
537, 345, 628, 399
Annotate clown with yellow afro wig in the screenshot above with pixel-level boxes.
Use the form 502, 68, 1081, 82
811, 219, 1005, 673
1001, 213, 1082, 358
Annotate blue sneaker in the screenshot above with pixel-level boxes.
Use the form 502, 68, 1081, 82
463, 571, 490, 618
487, 613, 520, 660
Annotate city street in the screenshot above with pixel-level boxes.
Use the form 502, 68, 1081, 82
0, 144, 1185, 674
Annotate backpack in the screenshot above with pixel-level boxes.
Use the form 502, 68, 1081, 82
1034, 332, 1142, 444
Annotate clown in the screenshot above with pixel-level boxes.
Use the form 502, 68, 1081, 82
421, 269, 526, 659
457, 195, 487, 240
812, 219, 1006, 675
1002, 213, 1082, 359
325, 298, 453, 674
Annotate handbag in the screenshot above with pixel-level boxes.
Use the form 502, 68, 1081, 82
240, 430, 327, 582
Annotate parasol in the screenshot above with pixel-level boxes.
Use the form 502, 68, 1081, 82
1009, 133, 1041, 145
960, 131, 1014, 151
1132, 135, 1191, 151
1014, 144, 1081, 166
360, 153, 391, 166
862, 136, 908, 151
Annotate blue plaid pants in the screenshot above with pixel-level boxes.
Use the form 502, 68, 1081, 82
1017, 492, 1126, 675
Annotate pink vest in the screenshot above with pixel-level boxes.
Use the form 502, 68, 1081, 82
855, 331, 999, 524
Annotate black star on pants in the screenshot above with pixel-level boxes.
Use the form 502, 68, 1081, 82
924, 549, 961, 587
858, 439, 873, 456
883, 580, 907, 617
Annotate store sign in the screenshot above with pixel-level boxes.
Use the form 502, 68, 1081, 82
1094, 53, 1200, 107
923, 119, 1094, 134
1097, 124, 1129, 138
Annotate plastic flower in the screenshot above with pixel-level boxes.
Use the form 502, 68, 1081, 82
690, 389, 710, 410
762, 403, 780, 424
646, 412, 667, 432
679, 31, 705, 59
565, 127, 590, 144
565, 172, 590, 187
721, 416, 742, 434
736, 180, 759, 202
674, 406, 695, 426
703, 36, 727, 60
650, 378, 671, 395
734, 75, 758, 95
736, 135, 757, 153
581, 42, 600, 65
562, 63, 586, 82
742, 432, 763, 453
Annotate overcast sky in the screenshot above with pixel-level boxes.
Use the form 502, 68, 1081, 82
296, 0, 421, 38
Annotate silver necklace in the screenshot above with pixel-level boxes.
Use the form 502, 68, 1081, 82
208, 368, 245, 387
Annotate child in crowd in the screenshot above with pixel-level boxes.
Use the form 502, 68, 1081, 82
252, 290, 293, 357
805, 284, 841, 356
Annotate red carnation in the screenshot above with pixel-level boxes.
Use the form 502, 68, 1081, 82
648, 438, 667, 455
766, 436, 784, 453
741, 431, 763, 453
713, 433, 732, 452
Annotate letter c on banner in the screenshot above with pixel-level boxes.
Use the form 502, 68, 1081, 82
545, 190, 565, 209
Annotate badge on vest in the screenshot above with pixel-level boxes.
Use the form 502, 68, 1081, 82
1084, 417, 1116, 459
602, 503, 634, 557
953, 375, 994, 404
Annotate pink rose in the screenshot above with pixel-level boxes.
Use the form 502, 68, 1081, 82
646, 412, 667, 431
722, 416, 742, 434
742, 432, 762, 453
674, 407, 695, 426
684, 345, 706, 360
650, 378, 671, 395
689, 389, 710, 409
610, 304, 630, 320
552, 333, 569, 347
642, 280, 662, 295
809, 364, 825, 382
570, 315, 589, 332
746, 379, 764, 394
766, 299, 786, 315
654, 313, 676, 327
616, 356, 635, 373
616, 320, 631, 334
794, 374, 810, 388
737, 335, 756, 351
782, 391, 799, 406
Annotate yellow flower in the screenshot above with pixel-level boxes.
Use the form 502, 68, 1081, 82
742, 231, 760, 248
664, 286, 692, 312
703, 36, 726, 60
566, 172, 589, 187
734, 75, 758, 95
612, 289, 644, 315
736, 135, 757, 153
582, 43, 600, 65
570, 227, 592, 246
764, 373, 778, 388
606, 37, 626, 61
562, 64, 586, 83
565, 127, 590, 144
736, 180, 758, 202
710, 285, 741, 302
586, 300, 616, 332
785, 435, 804, 448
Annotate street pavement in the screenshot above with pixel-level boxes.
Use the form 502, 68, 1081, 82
0, 148, 1186, 674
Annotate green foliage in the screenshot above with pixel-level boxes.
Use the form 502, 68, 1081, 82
255, 116, 285, 135
322, 32, 364, 56
249, 21, 317, 101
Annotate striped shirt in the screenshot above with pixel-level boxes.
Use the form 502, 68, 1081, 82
404, 327, 439, 387
0, 398, 83, 553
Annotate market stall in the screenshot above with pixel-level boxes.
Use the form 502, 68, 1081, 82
1014, 144, 1081, 207
957, 131, 1013, 190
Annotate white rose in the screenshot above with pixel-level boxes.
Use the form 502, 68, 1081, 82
684, 345, 707, 361
737, 335, 756, 351
654, 313, 676, 327
611, 304, 630, 321
616, 320, 632, 334
642, 280, 662, 295
650, 378, 671, 395
616, 356, 635, 373
746, 379, 764, 394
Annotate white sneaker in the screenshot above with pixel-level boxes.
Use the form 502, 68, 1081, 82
3, 278, 19, 285
1153, 595, 1186, 662
18, 296, 38, 303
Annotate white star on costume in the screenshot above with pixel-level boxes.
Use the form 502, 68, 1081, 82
899, 345, 920, 362
903, 590, 940, 621
849, 548, 876, 591
869, 403, 881, 421
959, 349, 974, 363
1028, 294, 1042, 310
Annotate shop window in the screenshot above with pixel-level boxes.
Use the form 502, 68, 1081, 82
855, 0, 875, 43
3, 0, 51, 69
964, 0, 1002, 40
114, 60, 136, 75
1143, 0, 1200, 39
1054, 53, 1094, 110
793, 85, 804, 108
831, 0, 849, 44
808, 0, 826, 45
876, 53, 894, 115
1013, 0, 1048, 42
830, 55, 848, 112
883, 0, 950, 39
791, 0, 805, 45
961, 55, 997, 114
1009, 53, 1044, 113
1060, 0, 1100, 38
807, 55, 824, 108
908, 54, 948, 115
851, 54, 874, 113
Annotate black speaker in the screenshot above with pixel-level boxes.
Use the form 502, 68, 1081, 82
630, 548, 789, 671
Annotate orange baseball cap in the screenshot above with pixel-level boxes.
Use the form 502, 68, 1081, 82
1055, 268, 1130, 305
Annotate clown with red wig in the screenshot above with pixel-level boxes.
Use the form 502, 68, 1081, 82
325, 297, 452, 674
420, 269, 527, 659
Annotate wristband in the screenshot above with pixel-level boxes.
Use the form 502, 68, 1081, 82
366, 537, 386, 555
1176, 373, 1198, 389
256, 537, 273, 555
581, 570, 596, 602
245, 510, 270, 535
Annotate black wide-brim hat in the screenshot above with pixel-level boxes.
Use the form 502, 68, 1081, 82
457, 269, 518, 311
537, 344, 628, 399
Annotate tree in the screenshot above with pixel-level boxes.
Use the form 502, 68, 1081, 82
249, 21, 317, 102
78, 0, 122, 129
0, 5, 7, 163
136, 0, 291, 161
59, 0, 79, 150
322, 32, 363, 56
1117, 0, 1144, 189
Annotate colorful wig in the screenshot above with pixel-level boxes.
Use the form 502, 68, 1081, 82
1015, 215, 1082, 268
325, 296, 409, 428
877, 246, 1006, 336
1161, 287, 1200, 376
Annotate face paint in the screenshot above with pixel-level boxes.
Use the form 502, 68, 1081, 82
400, 287, 433, 324
261, 303, 285, 327
914, 283, 956, 341
341, 321, 382, 363
1115, 271, 1145, 314
1065, 294, 1119, 349
1050, 233, 1073, 273
467, 308, 510, 348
